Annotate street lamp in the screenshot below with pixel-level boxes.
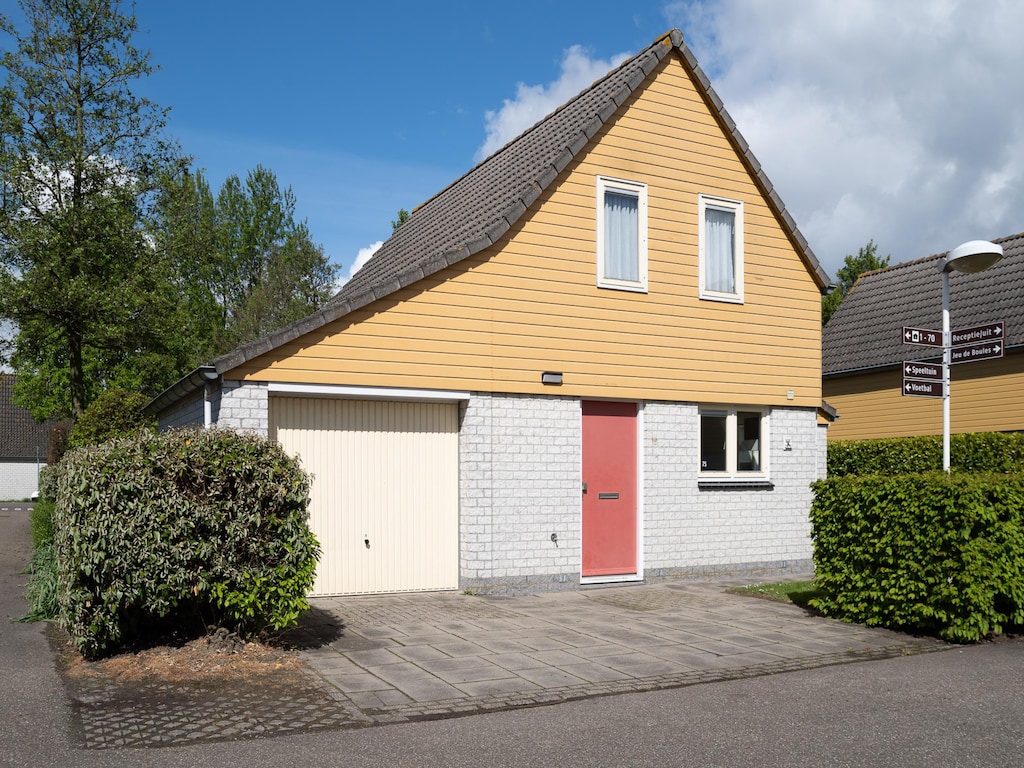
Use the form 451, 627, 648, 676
938, 240, 1004, 471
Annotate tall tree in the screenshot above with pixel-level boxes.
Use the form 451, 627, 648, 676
152, 165, 338, 360
0, 0, 179, 419
821, 240, 891, 325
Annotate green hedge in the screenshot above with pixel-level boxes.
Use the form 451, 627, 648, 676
810, 472, 1024, 642
52, 428, 320, 658
827, 432, 1024, 477
67, 388, 156, 449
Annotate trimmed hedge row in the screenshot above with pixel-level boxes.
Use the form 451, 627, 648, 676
827, 432, 1024, 477
810, 472, 1024, 642
52, 428, 320, 658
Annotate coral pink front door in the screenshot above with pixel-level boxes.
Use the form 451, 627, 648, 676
581, 400, 637, 578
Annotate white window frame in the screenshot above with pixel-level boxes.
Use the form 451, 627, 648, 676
698, 194, 744, 303
698, 406, 768, 479
596, 175, 648, 293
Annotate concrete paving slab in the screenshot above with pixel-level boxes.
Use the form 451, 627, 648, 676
514, 665, 590, 688
297, 578, 950, 732
483, 651, 549, 671
589, 652, 687, 678
558, 660, 634, 683
455, 676, 543, 697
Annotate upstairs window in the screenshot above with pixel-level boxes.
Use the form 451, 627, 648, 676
699, 195, 743, 303
597, 176, 647, 292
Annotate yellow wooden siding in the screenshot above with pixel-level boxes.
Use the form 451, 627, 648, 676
824, 353, 1024, 440
231, 52, 821, 408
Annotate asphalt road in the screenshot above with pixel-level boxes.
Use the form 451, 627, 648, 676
3, 503, 1023, 767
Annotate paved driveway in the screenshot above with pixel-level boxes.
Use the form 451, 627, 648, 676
297, 578, 948, 724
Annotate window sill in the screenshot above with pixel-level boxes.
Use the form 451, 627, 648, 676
597, 281, 648, 294
698, 292, 744, 304
698, 479, 774, 491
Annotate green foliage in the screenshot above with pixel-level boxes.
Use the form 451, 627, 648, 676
150, 165, 338, 362
47, 422, 72, 465
67, 388, 155, 449
810, 472, 1024, 642
822, 240, 890, 325
0, 0, 183, 419
51, 428, 320, 658
20, 542, 58, 623
30, 498, 55, 548
22, 479, 58, 622
828, 432, 1024, 477
391, 208, 410, 232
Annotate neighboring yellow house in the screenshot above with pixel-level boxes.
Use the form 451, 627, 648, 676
150, 30, 830, 596
823, 232, 1024, 441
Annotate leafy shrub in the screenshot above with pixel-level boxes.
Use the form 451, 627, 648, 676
37, 464, 57, 504
810, 472, 1024, 642
20, 543, 57, 623
52, 427, 320, 658
48, 421, 71, 465
828, 432, 1024, 477
30, 498, 55, 548
67, 388, 156, 449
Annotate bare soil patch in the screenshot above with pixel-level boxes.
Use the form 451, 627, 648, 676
53, 625, 307, 686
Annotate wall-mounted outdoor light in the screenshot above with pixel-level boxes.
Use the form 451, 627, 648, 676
541, 371, 563, 385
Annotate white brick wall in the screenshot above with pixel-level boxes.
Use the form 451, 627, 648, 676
0, 459, 43, 500
215, 381, 269, 437
643, 403, 816, 578
189, 380, 820, 593
462, 398, 818, 593
460, 393, 581, 591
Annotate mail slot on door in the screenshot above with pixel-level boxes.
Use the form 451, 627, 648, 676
598, 492, 619, 500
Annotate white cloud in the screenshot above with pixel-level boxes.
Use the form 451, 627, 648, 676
476, 45, 632, 161
665, 0, 1024, 278
336, 240, 383, 289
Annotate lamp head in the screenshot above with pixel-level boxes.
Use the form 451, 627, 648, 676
940, 240, 1004, 274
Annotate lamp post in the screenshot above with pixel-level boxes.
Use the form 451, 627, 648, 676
938, 240, 1004, 471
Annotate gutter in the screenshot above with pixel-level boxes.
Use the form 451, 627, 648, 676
144, 366, 220, 426
823, 341, 1024, 379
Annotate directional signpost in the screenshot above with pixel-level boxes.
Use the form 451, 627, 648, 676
902, 326, 942, 347
902, 360, 944, 398
950, 321, 1004, 365
901, 321, 1004, 397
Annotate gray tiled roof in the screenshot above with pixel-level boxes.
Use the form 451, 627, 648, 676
205, 29, 826, 379
0, 374, 54, 460
822, 232, 1024, 376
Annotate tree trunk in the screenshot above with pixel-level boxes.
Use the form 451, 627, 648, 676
69, 330, 86, 419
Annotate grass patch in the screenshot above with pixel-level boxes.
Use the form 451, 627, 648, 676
728, 580, 821, 608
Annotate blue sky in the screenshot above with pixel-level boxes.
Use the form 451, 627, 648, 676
11, 0, 1024, 283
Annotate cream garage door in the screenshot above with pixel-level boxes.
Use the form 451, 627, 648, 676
270, 397, 459, 596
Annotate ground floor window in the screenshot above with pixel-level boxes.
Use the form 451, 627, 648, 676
699, 407, 768, 477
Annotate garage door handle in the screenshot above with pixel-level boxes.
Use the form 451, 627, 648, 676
598, 492, 619, 500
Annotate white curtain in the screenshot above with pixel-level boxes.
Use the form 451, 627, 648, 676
604, 191, 638, 282
705, 207, 735, 293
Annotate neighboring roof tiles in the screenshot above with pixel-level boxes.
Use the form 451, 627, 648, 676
0, 374, 54, 460
822, 232, 1024, 376
208, 29, 826, 378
